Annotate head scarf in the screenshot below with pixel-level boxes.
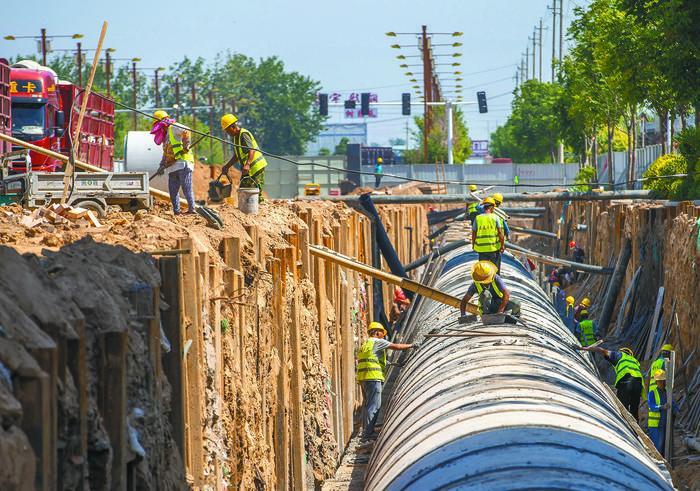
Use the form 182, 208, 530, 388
150, 118, 175, 145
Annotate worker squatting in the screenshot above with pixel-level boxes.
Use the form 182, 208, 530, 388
357, 190, 678, 457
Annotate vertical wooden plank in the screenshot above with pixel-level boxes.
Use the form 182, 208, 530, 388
222, 236, 241, 293
15, 371, 51, 491
235, 271, 246, 378
313, 219, 329, 368
100, 331, 127, 491
67, 321, 88, 486
272, 248, 290, 490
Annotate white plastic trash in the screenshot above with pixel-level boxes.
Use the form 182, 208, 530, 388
238, 187, 260, 215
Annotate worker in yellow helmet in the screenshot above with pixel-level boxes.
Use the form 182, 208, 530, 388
578, 345, 644, 422
221, 114, 268, 202
574, 297, 591, 321
460, 260, 521, 323
356, 321, 417, 441
562, 295, 576, 332
374, 157, 384, 188
649, 343, 674, 393
151, 110, 196, 215
466, 184, 481, 223
472, 197, 505, 273
574, 310, 598, 347
646, 369, 679, 456
491, 192, 510, 240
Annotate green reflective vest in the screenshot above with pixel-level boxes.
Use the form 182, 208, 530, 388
648, 387, 661, 428
357, 338, 386, 382
474, 280, 503, 314
649, 357, 665, 392
168, 126, 194, 163
578, 320, 596, 347
473, 213, 501, 252
614, 352, 643, 386
467, 202, 478, 214
235, 128, 268, 176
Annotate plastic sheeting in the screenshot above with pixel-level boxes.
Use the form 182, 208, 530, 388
365, 247, 674, 490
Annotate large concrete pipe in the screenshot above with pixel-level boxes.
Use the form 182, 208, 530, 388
364, 247, 673, 490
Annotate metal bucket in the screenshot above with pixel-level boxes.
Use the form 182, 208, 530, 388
238, 187, 260, 215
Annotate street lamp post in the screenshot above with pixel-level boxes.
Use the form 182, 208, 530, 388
3, 30, 83, 66
131, 58, 141, 130
154, 67, 164, 108
76, 42, 83, 86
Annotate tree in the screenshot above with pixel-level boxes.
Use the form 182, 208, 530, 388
333, 137, 349, 156
318, 147, 330, 156
404, 105, 471, 163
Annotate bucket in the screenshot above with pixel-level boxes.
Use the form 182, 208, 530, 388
238, 187, 260, 215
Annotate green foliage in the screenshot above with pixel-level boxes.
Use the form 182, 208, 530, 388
489, 80, 563, 163
318, 147, 330, 156
573, 165, 598, 192
220, 319, 230, 334
333, 137, 349, 156
404, 105, 471, 163
676, 127, 700, 198
643, 153, 688, 198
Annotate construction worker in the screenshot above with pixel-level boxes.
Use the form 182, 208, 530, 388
579, 345, 644, 421
492, 192, 511, 240
472, 197, 505, 273
151, 110, 196, 215
460, 260, 521, 323
647, 369, 679, 456
649, 344, 673, 393
374, 157, 384, 188
569, 241, 586, 263
466, 184, 480, 223
221, 114, 267, 202
562, 295, 576, 332
574, 297, 591, 321
574, 310, 598, 347
356, 321, 417, 440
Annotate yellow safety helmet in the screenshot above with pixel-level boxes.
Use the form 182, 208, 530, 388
368, 321, 387, 336
580, 310, 589, 318
661, 344, 674, 352
492, 192, 504, 205
471, 260, 498, 284
221, 113, 239, 131
153, 109, 169, 121
552, 281, 560, 288
377, 157, 383, 163
566, 295, 575, 305
581, 298, 591, 308
469, 184, 478, 192
620, 347, 634, 356
482, 197, 496, 207
653, 369, 666, 381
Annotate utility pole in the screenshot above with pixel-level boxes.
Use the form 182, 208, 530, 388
105, 50, 112, 96
551, 1, 557, 81
154, 68, 162, 108
131, 61, 138, 130
421, 25, 431, 163
515, 71, 519, 90
208, 91, 214, 162
40, 28, 47, 65
531, 30, 536, 80
525, 46, 530, 80
405, 120, 409, 153
190, 82, 196, 128
174, 77, 180, 120
538, 19, 543, 82
446, 100, 453, 165
220, 97, 227, 161
558, 0, 565, 163
76, 42, 83, 87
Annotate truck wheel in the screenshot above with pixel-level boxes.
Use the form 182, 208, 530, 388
75, 200, 106, 218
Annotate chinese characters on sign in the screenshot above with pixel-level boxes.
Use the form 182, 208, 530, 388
345, 108, 378, 118
471, 140, 489, 157
322, 92, 380, 118
10, 80, 44, 94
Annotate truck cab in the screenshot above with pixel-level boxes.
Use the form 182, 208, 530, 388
9, 60, 65, 173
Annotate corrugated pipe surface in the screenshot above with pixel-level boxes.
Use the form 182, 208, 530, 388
365, 247, 673, 490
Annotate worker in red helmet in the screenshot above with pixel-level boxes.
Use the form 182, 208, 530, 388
569, 240, 586, 264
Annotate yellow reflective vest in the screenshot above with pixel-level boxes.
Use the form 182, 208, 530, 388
578, 320, 596, 347
648, 387, 661, 428
649, 357, 665, 392
357, 338, 386, 382
168, 126, 194, 163
473, 213, 501, 253
614, 352, 643, 386
235, 128, 268, 176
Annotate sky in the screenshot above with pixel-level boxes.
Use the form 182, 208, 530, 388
2, 0, 584, 147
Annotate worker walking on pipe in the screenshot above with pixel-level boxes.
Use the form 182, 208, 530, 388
647, 369, 679, 456
151, 110, 196, 215
220, 114, 267, 202
649, 344, 673, 393
472, 197, 505, 273
357, 322, 417, 441
466, 184, 481, 224
574, 310, 598, 347
374, 157, 384, 188
460, 261, 521, 324
578, 345, 645, 422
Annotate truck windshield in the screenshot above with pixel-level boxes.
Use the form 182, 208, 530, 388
12, 102, 46, 141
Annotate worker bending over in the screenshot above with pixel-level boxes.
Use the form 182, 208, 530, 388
460, 261, 521, 323
578, 345, 644, 421
152, 110, 196, 215
356, 322, 417, 440
472, 197, 505, 272
649, 344, 673, 393
647, 369, 679, 456
574, 310, 597, 347
221, 114, 268, 202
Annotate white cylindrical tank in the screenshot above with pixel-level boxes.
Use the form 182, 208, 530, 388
124, 131, 168, 192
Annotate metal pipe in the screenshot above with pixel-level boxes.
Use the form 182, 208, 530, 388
509, 225, 558, 239
405, 240, 468, 272
598, 238, 632, 334
302, 190, 655, 204
506, 241, 612, 274
365, 247, 673, 490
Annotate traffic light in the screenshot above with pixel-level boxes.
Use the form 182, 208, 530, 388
344, 99, 356, 109
402, 93, 411, 115
477, 91, 488, 114
361, 92, 370, 116
319, 93, 328, 116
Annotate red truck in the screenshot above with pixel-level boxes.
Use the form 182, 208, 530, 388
0, 59, 10, 157
8, 60, 114, 173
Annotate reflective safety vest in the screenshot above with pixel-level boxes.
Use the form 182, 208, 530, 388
235, 128, 268, 176
614, 352, 643, 386
648, 387, 661, 428
168, 126, 194, 162
474, 280, 503, 313
649, 357, 665, 392
473, 213, 501, 252
578, 320, 596, 347
357, 338, 386, 382
467, 202, 478, 215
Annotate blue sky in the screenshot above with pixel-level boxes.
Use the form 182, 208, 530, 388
2, 0, 583, 146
